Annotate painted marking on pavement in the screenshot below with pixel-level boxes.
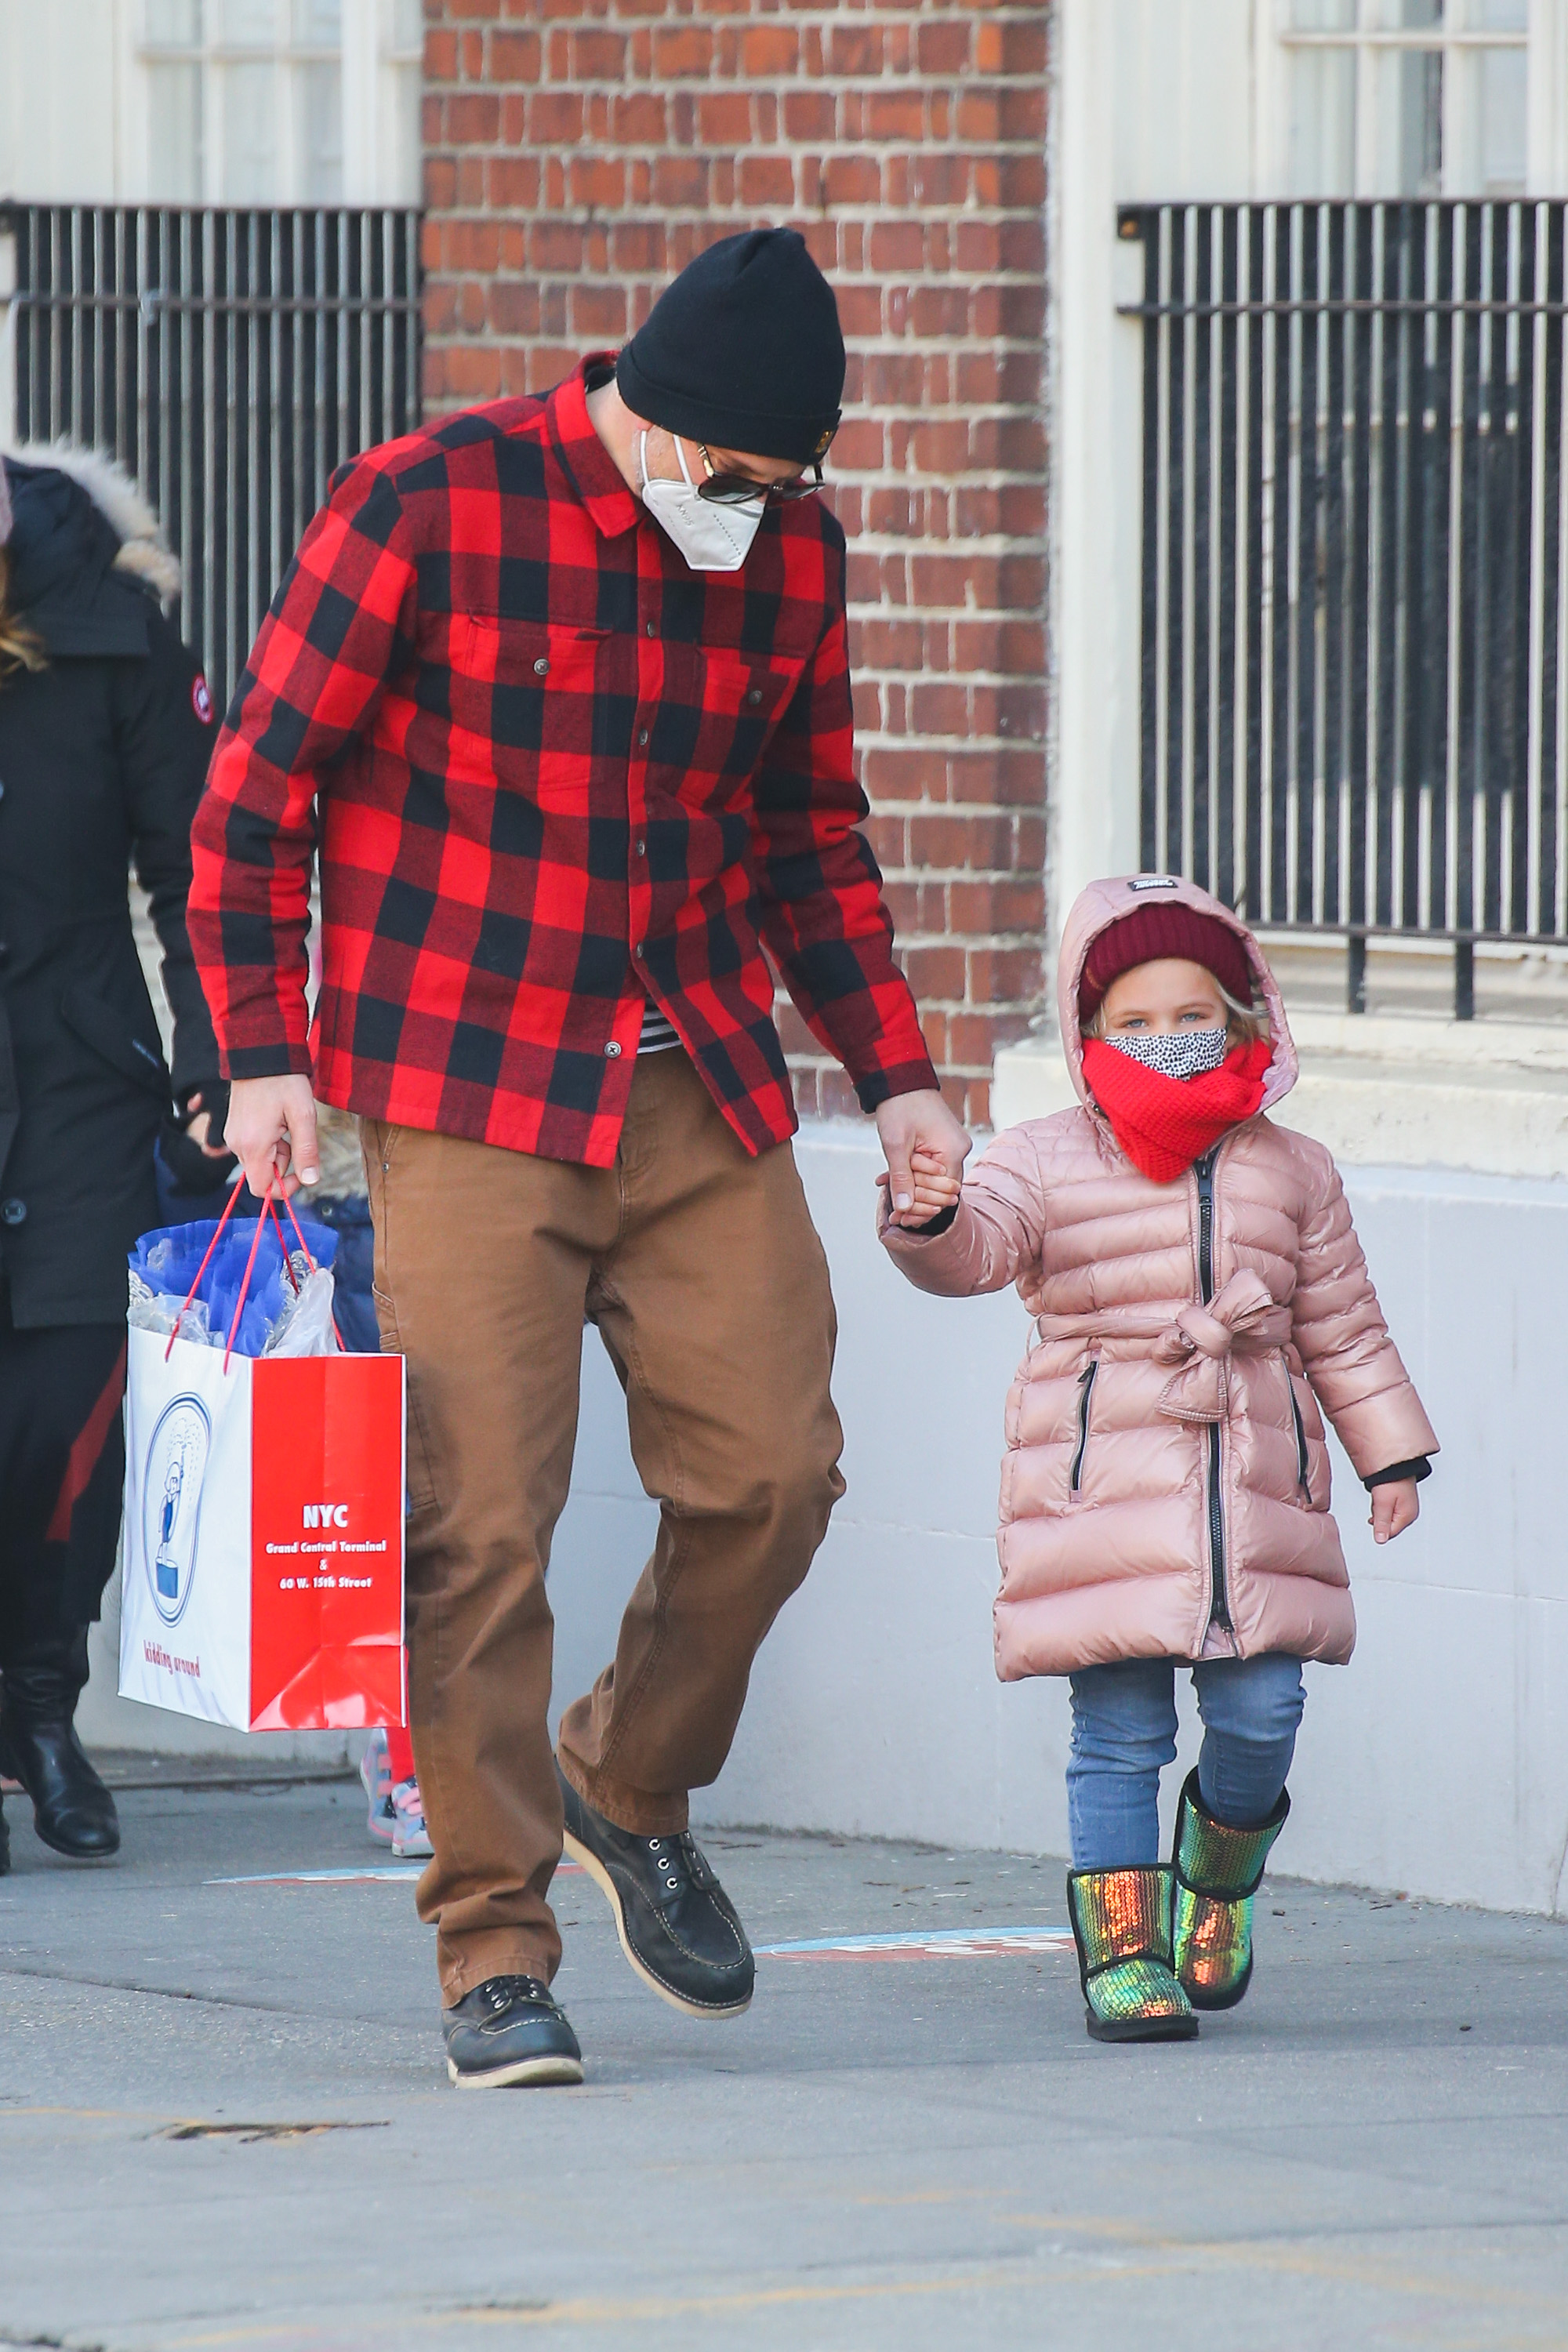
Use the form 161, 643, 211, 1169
757, 1926, 1071, 1962
207, 1863, 584, 1886
208, 1867, 426, 1885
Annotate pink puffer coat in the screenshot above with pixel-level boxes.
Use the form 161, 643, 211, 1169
883, 876, 1438, 1679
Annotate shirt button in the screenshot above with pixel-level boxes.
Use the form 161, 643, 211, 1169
533, 657, 550, 676
604, 1040, 622, 1059
638, 728, 650, 748
633, 942, 644, 959
645, 622, 656, 637
746, 688, 763, 706
635, 839, 647, 858
0, 1197, 26, 1226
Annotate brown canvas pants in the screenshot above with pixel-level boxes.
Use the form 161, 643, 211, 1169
361, 1050, 844, 2003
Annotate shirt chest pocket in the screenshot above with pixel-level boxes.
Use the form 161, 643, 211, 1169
649, 647, 803, 806
447, 616, 608, 810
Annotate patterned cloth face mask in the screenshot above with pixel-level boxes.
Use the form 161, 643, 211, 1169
1105, 1025, 1232, 1080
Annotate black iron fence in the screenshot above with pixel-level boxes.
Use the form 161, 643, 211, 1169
0, 204, 422, 713
1123, 199, 1568, 1017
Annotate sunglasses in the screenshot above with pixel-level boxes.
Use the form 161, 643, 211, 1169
695, 452, 826, 506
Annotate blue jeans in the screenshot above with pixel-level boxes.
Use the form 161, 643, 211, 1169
1067, 1654, 1305, 1871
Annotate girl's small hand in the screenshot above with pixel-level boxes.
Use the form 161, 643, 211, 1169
908, 1145, 960, 1219
1370, 1479, 1420, 1544
875, 1146, 962, 1229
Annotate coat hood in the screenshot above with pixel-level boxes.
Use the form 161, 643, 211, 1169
1057, 874, 1299, 1116
0, 442, 181, 658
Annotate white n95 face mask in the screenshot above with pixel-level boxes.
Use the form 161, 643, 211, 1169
639, 432, 765, 573
1105, 1025, 1231, 1080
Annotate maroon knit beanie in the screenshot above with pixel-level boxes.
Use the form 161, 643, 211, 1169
1079, 903, 1253, 1023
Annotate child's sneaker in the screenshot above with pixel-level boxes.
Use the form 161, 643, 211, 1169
359, 1730, 395, 1846
391, 1777, 434, 1860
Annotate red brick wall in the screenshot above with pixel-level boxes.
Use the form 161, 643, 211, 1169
421, 0, 1049, 1125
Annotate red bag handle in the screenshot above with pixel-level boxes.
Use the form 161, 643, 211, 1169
268, 1187, 348, 1354
163, 1178, 247, 1361
222, 1200, 271, 1374
162, 1181, 347, 1370
263, 1192, 303, 1296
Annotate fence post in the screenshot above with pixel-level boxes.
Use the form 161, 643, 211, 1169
0, 222, 16, 449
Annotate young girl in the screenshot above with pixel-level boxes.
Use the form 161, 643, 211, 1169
881, 876, 1436, 2043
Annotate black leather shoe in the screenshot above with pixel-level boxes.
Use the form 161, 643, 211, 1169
0, 1677, 120, 1860
442, 1976, 583, 2089
558, 1762, 754, 2019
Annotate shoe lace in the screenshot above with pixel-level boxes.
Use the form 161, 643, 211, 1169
644, 1830, 713, 1900
481, 1974, 550, 2016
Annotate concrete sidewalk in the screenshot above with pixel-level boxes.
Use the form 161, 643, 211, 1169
2, 1770, 1566, 2351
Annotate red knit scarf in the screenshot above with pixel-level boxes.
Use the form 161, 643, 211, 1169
1080, 1036, 1274, 1184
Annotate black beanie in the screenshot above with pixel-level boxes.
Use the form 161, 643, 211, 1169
615, 228, 844, 466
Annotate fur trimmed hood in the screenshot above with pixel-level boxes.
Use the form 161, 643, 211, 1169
0, 441, 181, 608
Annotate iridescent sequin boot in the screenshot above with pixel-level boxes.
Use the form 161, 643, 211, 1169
1066, 1864, 1199, 2043
1171, 1769, 1290, 2011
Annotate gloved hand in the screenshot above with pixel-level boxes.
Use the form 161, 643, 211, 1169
160, 1083, 237, 1196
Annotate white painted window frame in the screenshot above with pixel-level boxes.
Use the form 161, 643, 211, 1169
1258, 0, 1567, 199
128, 0, 419, 204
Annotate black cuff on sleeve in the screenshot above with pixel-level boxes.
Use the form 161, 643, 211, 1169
1363, 1457, 1432, 1490
903, 1201, 959, 1238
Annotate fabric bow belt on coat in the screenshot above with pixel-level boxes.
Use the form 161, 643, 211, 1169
1153, 1271, 1290, 1425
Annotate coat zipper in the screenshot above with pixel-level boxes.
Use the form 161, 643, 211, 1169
1070, 1359, 1098, 1493
1289, 1375, 1311, 1495
1194, 1145, 1231, 1632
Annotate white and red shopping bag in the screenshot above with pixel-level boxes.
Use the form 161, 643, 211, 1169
119, 1192, 407, 1733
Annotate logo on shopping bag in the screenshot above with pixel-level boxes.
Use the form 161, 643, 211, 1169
143, 1395, 212, 1627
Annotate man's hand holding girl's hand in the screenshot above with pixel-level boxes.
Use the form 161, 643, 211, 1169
903, 1146, 963, 1224
874, 1088, 970, 1229
1370, 1479, 1420, 1544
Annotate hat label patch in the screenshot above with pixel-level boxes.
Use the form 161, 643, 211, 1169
1129, 875, 1181, 892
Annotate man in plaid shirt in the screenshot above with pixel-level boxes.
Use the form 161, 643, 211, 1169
191, 228, 968, 2088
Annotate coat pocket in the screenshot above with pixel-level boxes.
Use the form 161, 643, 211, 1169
1289, 1380, 1311, 1494
1286, 1365, 1329, 1508
59, 982, 170, 1100
447, 616, 609, 813
1069, 1358, 1099, 1494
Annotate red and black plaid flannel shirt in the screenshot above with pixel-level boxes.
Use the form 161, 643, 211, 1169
187, 360, 936, 1165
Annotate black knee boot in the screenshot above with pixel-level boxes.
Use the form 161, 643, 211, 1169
0, 1628, 119, 1859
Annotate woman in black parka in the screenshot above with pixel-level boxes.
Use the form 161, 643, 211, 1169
0, 446, 230, 1873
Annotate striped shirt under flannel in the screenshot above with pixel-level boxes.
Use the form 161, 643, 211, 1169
187, 359, 936, 1166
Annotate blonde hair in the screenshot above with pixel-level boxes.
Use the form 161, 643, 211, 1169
0, 550, 45, 684
1083, 975, 1270, 1046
